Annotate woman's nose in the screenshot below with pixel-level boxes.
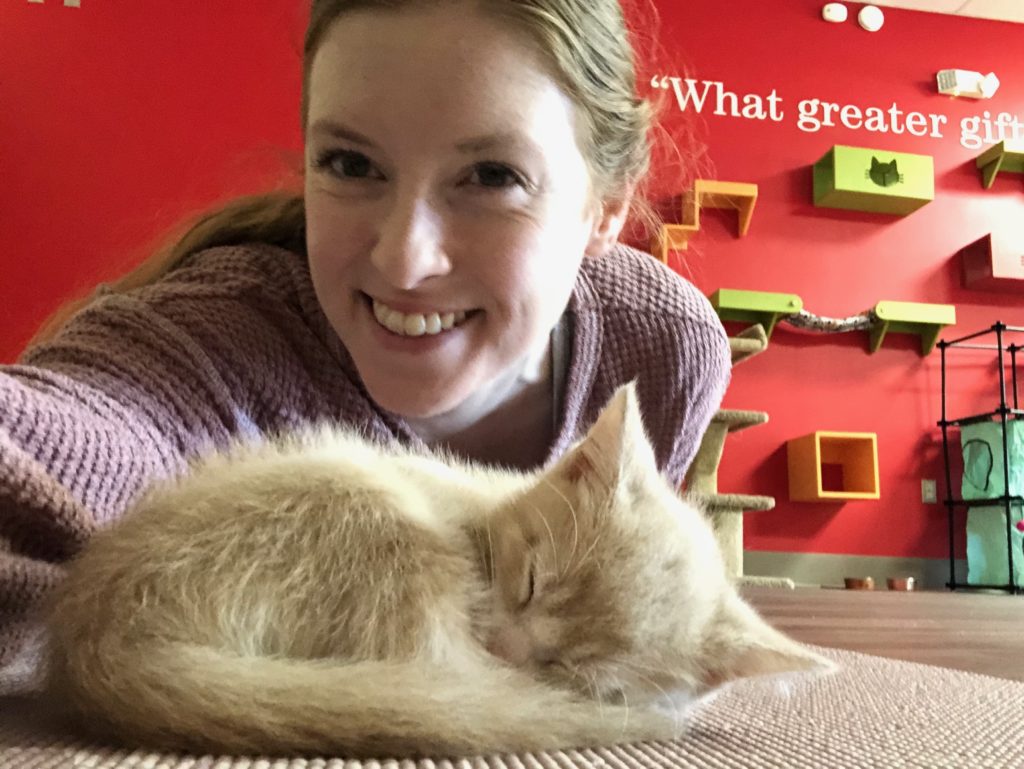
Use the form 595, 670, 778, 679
370, 192, 451, 290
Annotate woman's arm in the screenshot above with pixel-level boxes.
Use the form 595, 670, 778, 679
0, 283, 271, 689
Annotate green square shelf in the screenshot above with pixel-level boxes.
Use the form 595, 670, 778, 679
813, 145, 934, 215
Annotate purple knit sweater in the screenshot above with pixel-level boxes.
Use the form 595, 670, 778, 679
0, 242, 730, 688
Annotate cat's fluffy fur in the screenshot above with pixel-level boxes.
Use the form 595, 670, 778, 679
46, 383, 830, 758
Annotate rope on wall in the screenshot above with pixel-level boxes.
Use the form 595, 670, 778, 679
782, 308, 877, 333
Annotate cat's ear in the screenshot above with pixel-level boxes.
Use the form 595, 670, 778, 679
557, 381, 656, 490
698, 593, 835, 691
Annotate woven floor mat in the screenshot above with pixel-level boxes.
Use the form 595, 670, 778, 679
2, 647, 1022, 769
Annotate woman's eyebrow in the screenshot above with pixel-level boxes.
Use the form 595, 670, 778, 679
455, 132, 540, 155
308, 119, 378, 148
308, 121, 541, 158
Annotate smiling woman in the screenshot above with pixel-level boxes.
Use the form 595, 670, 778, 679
303, 5, 606, 422
0, 0, 731, 702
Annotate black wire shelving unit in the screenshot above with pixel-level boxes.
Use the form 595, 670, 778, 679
938, 322, 1024, 593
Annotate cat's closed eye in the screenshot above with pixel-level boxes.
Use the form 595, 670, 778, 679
518, 564, 536, 609
532, 648, 570, 676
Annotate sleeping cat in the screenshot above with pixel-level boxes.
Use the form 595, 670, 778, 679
45, 383, 830, 758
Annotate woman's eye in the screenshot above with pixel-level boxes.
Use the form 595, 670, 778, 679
315, 150, 381, 180
468, 162, 525, 190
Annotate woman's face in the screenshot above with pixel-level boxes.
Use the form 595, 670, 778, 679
304, 3, 623, 418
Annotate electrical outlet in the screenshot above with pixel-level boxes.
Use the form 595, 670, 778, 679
921, 479, 938, 504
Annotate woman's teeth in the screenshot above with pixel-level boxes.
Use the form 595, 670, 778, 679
372, 299, 468, 337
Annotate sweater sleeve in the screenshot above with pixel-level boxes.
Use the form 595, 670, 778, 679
598, 302, 731, 488
0, 244, 377, 690
0, 292, 261, 674
662, 312, 732, 485
577, 246, 732, 488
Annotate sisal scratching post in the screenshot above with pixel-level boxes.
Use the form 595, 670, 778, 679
729, 323, 770, 365
704, 492, 774, 576
686, 324, 793, 588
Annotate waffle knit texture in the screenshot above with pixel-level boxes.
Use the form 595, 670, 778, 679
0, 242, 730, 687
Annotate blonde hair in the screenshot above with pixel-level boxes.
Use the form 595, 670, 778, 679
31, 0, 658, 346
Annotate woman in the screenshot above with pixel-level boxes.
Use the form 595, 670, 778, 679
0, 0, 730, 692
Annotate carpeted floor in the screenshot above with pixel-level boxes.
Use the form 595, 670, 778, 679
1, 646, 1021, 769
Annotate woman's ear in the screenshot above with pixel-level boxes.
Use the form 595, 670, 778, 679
584, 188, 634, 258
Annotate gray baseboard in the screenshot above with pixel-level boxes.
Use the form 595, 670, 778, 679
743, 550, 967, 591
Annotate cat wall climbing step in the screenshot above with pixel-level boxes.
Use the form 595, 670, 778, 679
975, 140, 1024, 189
650, 179, 758, 262
687, 412, 770, 495
700, 492, 777, 513
729, 324, 769, 365
959, 233, 1024, 292
709, 289, 802, 339
694, 492, 776, 582
869, 300, 955, 355
787, 431, 880, 502
713, 409, 769, 433
813, 144, 934, 215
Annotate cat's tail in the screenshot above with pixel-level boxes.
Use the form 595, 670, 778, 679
51, 641, 676, 757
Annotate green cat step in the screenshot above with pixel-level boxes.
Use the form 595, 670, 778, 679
813, 145, 934, 215
869, 301, 956, 356
709, 289, 802, 339
975, 140, 1024, 189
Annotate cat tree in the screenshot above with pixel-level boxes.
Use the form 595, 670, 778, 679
685, 324, 795, 588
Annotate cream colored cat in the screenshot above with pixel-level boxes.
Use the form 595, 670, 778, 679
46, 383, 830, 758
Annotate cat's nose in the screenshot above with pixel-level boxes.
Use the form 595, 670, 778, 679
486, 627, 532, 666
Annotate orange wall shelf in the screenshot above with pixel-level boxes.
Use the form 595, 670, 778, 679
787, 431, 880, 502
650, 179, 758, 263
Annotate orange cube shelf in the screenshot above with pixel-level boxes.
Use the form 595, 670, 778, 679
787, 431, 880, 502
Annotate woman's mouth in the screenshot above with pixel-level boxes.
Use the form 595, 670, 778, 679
369, 296, 475, 337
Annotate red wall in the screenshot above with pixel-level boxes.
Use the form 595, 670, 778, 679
0, 0, 305, 359
2, 1, 1023, 560
636, 0, 1024, 560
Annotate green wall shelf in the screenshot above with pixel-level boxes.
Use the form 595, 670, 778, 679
710, 290, 955, 356
975, 140, 1024, 189
813, 144, 935, 215
708, 289, 802, 339
869, 301, 956, 355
